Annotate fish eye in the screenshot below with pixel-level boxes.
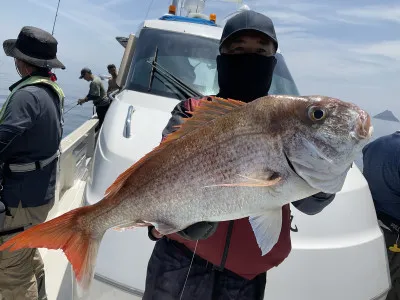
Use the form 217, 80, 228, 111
308, 106, 326, 122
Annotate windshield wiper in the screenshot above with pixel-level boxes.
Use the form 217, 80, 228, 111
151, 60, 202, 97
148, 46, 159, 92
154, 73, 187, 100
151, 60, 203, 98
148, 47, 185, 99
146, 59, 204, 99
147, 56, 193, 100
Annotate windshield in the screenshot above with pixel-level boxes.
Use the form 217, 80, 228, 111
270, 53, 300, 96
126, 27, 300, 99
126, 28, 220, 98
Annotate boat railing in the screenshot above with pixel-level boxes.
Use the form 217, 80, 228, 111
55, 118, 98, 205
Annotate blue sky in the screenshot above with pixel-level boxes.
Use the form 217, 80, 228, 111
0, 0, 399, 119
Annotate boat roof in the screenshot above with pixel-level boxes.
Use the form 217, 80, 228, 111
117, 16, 282, 53
142, 18, 223, 41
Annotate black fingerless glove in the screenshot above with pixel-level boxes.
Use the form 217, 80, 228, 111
176, 221, 219, 240
147, 221, 219, 241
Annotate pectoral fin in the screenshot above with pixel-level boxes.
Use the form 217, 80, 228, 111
203, 173, 281, 188
112, 221, 152, 232
112, 221, 138, 232
249, 209, 282, 256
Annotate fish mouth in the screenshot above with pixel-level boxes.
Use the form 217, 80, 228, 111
354, 110, 373, 140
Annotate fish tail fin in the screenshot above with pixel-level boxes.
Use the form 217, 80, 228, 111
0, 205, 105, 295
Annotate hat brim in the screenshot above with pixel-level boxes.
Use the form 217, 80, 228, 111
3, 39, 66, 70
219, 29, 278, 52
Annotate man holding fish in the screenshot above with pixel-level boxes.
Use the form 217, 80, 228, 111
0, 9, 373, 300
142, 10, 342, 299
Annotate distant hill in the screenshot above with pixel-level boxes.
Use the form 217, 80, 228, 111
373, 110, 399, 123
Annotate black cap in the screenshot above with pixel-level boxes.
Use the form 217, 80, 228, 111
220, 10, 278, 51
79, 67, 92, 79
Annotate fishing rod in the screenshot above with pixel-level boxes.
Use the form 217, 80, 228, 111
52, 0, 61, 35
50, 0, 79, 118
0, 224, 32, 237
63, 103, 79, 115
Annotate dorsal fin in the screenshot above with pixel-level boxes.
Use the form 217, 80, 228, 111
161, 96, 245, 147
104, 96, 246, 198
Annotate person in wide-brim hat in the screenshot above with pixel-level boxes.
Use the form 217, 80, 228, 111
0, 26, 66, 300
3, 26, 65, 69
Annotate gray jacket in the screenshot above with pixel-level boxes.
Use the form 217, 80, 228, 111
0, 73, 62, 208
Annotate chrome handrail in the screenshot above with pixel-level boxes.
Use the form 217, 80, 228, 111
123, 105, 135, 138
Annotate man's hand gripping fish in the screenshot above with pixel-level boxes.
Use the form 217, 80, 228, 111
0, 95, 373, 294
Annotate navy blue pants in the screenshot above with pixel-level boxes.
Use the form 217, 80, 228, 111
142, 238, 266, 300
95, 104, 110, 130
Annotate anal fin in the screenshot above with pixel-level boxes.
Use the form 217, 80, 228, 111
249, 209, 283, 256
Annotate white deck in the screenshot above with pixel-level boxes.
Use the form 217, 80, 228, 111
85, 276, 142, 300
42, 117, 142, 299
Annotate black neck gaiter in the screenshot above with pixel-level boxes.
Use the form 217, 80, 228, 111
216, 53, 277, 103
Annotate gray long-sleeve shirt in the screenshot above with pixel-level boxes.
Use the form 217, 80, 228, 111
87, 76, 110, 107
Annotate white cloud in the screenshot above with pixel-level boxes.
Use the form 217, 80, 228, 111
99, 0, 129, 10
337, 5, 400, 24
26, 0, 122, 39
262, 10, 318, 25
245, 1, 399, 115
280, 3, 329, 12
280, 33, 400, 78
275, 26, 306, 35
0, 0, 129, 97
350, 40, 400, 61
